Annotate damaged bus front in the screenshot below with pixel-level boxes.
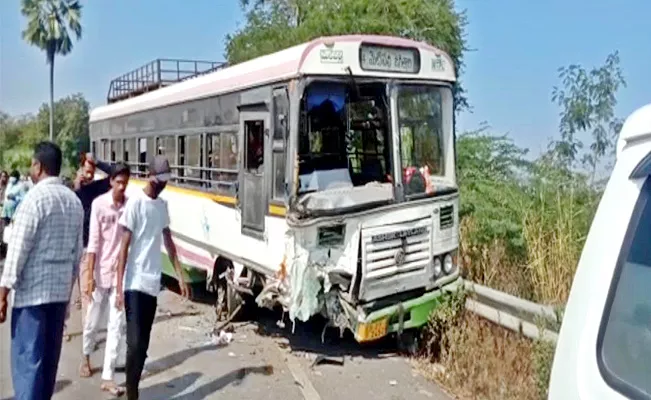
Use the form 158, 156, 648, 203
258, 44, 461, 344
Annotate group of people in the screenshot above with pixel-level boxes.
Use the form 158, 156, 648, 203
0, 141, 189, 400
0, 170, 31, 256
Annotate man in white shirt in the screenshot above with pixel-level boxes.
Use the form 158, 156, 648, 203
115, 156, 189, 400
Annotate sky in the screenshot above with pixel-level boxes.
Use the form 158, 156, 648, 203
1, 0, 650, 155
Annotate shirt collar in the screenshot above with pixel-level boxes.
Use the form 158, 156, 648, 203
111, 195, 127, 210
100, 191, 127, 210
36, 176, 61, 186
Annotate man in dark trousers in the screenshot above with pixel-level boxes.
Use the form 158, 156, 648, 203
65, 153, 113, 338
115, 156, 189, 400
0, 142, 84, 400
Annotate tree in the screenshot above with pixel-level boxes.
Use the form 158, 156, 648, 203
549, 52, 626, 182
21, 0, 83, 142
225, 0, 469, 111
0, 93, 89, 173
34, 93, 90, 168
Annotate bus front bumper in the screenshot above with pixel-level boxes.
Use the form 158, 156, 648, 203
350, 277, 463, 343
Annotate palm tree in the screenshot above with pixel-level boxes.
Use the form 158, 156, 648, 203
21, 0, 82, 142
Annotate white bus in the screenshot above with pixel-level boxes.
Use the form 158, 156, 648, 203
89, 35, 461, 344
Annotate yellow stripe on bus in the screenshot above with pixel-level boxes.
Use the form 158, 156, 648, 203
128, 178, 287, 217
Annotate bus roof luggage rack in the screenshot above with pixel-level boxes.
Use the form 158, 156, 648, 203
106, 59, 227, 104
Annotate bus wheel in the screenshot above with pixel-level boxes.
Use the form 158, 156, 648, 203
226, 278, 245, 320
214, 268, 249, 332
397, 329, 420, 356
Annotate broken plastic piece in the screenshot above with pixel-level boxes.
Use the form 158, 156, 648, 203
211, 330, 233, 346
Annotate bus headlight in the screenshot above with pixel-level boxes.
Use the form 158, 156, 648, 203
432, 257, 442, 277
443, 253, 454, 274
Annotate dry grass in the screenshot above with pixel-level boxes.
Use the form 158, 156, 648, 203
460, 218, 536, 301
460, 186, 596, 306
419, 310, 550, 400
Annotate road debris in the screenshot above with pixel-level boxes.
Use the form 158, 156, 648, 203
211, 330, 234, 346
389, 380, 398, 386
310, 355, 345, 368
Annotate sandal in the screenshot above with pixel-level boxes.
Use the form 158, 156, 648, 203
101, 382, 125, 397
79, 361, 92, 378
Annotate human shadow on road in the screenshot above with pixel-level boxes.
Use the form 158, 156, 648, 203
139, 372, 201, 399
142, 343, 220, 380
173, 365, 274, 400
0, 379, 71, 400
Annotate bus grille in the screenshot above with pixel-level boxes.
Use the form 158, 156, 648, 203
360, 218, 432, 301
440, 205, 454, 230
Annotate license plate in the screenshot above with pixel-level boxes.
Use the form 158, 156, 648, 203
358, 318, 389, 342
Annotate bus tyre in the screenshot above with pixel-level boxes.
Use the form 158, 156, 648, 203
226, 280, 245, 320
397, 330, 420, 356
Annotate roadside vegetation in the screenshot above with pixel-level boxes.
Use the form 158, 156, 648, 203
459, 49, 625, 306
420, 50, 626, 400
1, 1, 630, 399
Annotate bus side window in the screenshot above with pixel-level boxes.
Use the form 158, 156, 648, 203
272, 87, 289, 201
124, 138, 136, 174
114, 139, 123, 162
598, 179, 651, 398
176, 134, 202, 186
178, 135, 186, 183
245, 120, 264, 174
138, 137, 148, 174
110, 139, 117, 163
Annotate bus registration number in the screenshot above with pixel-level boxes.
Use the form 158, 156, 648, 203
357, 318, 389, 342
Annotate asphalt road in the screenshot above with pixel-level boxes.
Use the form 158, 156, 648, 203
0, 262, 452, 400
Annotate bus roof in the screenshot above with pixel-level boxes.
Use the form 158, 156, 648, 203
90, 35, 456, 122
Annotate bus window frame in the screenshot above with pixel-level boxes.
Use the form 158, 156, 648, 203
271, 85, 289, 204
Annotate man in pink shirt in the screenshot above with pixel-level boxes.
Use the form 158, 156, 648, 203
79, 162, 130, 396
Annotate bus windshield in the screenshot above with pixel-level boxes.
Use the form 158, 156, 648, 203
298, 81, 391, 194
397, 84, 448, 198
295, 80, 453, 215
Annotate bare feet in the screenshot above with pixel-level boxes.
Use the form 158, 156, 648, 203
79, 356, 92, 378
100, 381, 125, 397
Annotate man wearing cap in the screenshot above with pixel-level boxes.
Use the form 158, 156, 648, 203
114, 156, 189, 400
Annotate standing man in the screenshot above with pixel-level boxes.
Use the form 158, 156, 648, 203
0, 142, 84, 400
65, 153, 113, 338
115, 156, 189, 400
79, 162, 130, 397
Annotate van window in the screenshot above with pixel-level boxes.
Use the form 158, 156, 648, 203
599, 178, 651, 398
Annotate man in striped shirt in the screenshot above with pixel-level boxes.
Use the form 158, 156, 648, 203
0, 142, 84, 400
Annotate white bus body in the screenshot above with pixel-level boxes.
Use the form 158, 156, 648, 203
549, 103, 651, 398
90, 35, 461, 343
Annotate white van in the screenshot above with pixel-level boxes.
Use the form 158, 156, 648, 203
549, 103, 651, 399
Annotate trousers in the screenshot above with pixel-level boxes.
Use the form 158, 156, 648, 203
82, 286, 126, 381
11, 302, 67, 400
124, 290, 157, 400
